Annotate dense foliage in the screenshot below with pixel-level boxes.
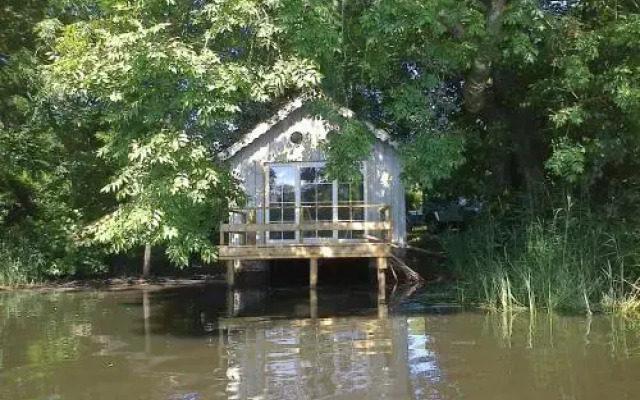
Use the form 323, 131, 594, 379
1, 0, 639, 305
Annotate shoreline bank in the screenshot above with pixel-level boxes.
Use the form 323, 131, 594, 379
0, 275, 226, 293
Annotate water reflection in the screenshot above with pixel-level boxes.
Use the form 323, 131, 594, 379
219, 306, 425, 398
1, 286, 640, 400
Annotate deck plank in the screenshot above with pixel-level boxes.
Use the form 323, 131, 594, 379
218, 243, 391, 260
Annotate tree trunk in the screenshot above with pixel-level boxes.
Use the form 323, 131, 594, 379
512, 110, 545, 188
464, 0, 545, 190
142, 244, 151, 278
463, 0, 506, 113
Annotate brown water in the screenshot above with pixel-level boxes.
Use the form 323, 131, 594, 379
1, 285, 639, 400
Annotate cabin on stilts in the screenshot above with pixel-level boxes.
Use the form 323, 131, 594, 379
218, 97, 408, 295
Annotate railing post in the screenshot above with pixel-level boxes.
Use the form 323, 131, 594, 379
388, 206, 393, 243
298, 205, 303, 244
379, 205, 392, 243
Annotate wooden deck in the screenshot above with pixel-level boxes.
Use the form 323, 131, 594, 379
219, 205, 392, 292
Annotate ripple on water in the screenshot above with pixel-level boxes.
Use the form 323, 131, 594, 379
1, 287, 640, 400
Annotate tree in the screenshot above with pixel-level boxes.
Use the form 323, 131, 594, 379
275, 0, 639, 201
541, 1, 640, 190
43, 0, 321, 266
0, 0, 112, 282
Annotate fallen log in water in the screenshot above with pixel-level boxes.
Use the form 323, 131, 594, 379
388, 252, 425, 284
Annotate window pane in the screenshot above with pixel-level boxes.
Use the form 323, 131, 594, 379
270, 231, 282, 240
351, 182, 364, 202
303, 230, 317, 238
318, 230, 332, 238
300, 167, 316, 183
270, 165, 295, 186
301, 207, 316, 222
338, 184, 350, 202
338, 207, 351, 221
282, 185, 295, 203
352, 206, 364, 221
282, 207, 295, 222
269, 165, 295, 203
317, 206, 332, 221
269, 208, 281, 223
301, 183, 316, 203
269, 185, 280, 201
316, 167, 328, 183
282, 231, 295, 240
317, 184, 332, 203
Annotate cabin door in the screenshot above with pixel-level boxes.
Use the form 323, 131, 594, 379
299, 164, 334, 242
265, 165, 297, 243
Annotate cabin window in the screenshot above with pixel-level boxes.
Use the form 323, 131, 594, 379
267, 165, 296, 240
301, 166, 333, 239
337, 181, 365, 239
266, 162, 365, 243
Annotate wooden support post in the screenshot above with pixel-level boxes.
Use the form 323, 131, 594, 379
377, 257, 389, 318
377, 257, 388, 302
309, 258, 318, 288
378, 299, 389, 319
226, 288, 236, 317
310, 288, 318, 319
227, 260, 236, 287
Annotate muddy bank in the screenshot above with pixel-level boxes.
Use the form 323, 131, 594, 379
0, 275, 226, 292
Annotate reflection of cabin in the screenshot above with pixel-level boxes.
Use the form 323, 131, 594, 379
219, 315, 412, 399
219, 98, 406, 290
212, 289, 418, 400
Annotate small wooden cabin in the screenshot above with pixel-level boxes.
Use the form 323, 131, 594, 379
219, 98, 406, 291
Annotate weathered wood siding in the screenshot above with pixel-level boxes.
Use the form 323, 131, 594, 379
368, 140, 407, 245
228, 108, 406, 246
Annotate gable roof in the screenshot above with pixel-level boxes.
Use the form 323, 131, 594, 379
222, 97, 396, 160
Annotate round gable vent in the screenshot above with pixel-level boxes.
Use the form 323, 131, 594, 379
290, 131, 303, 144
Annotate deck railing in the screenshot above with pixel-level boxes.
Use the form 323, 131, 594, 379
219, 204, 391, 247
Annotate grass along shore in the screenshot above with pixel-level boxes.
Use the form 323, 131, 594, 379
438, 195, 640, 318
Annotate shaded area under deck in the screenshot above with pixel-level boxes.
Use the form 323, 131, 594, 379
268, 258, 373, 287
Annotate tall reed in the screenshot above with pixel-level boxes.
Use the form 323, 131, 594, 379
441, 192, 640, 314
